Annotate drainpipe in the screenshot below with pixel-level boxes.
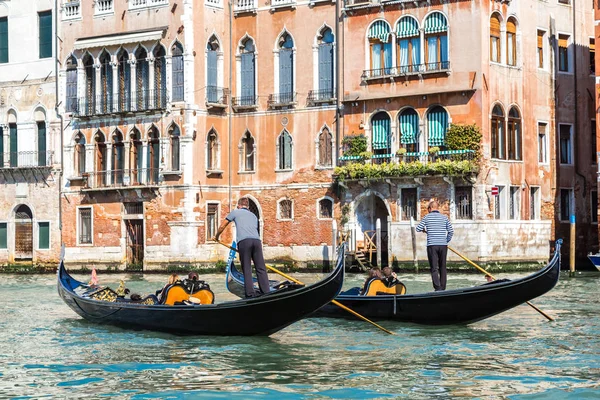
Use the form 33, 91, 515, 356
228, 0, 233, 212
335, 0, 341, 168
55, 0, 64, 236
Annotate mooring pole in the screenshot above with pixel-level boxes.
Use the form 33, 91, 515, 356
569, 214, 576, 277
376, 218, 381, 267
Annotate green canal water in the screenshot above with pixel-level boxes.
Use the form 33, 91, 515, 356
0, 269, 598, 399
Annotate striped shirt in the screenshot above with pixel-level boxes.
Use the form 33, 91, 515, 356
416, 211, 454, 247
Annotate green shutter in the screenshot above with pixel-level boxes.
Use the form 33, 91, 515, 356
396, 16, 420, 38
371, 113, 391, 150
38, 222, 49, 249
0, 223, 7, 249
39, 11, 52, 59
368, 20, 391, 43
427, 106, 448, 147
400, 109, 419, 144
424, 12, 448, 34
0, 17, 7, 63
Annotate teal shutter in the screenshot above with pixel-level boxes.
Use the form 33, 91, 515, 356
400, 109, 419, 144
207, 50, 218, 102
39, 11, 52, 59
38, 222, 49, 249
279, 49, 293, 100
241, 53, 255, 103
0, 17, 7, 63
427, 106, 448, 147
9, 124, 17, 167
37, 122, 47, 166
0, 223, 6, 249
371, 113, 391, 150
318, 43, 334, 97
396, 16, 419, 38
280, 132, 292, 169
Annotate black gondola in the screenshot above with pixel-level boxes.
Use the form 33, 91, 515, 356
57, 245, 345, 336
226, 240, 562, 325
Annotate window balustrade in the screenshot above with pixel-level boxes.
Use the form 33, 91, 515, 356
268, 92, 297, 108
95, 0, 113, 15
129, 0, 169, 10
63, 1, 81, 19
72, 88, 168, 117
206, 86, 229, 106
82, 168, 161, 189
307, 89, 336, 105
234, 0, 257, 13
361, 61, 450, 80
0, 151, 54, 169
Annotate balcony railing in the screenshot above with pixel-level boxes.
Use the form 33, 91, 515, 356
63, 1, 81, 19
72, 89, 168, 117
344, 0, 371, 6
271, 0, 296, 7
82, 168, 160, 190
362, 61, 451, 80
232, 95, 258, 109
129, 0, 169, 10
0, 151, 54, 169
234, 0, 257, 12
206, 86, 229, 106
268, 92, 297, 108
95, 0, 113, 14
308, 88, 336, 105
337, 149, 474, 167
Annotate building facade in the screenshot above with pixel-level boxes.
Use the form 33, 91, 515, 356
0, 0, 61, 264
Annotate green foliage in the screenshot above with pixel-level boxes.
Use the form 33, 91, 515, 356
445, 123, 483, 160
428, 146, 440, 154
215, 259, 228, 272
342, 135, 368, 156
359, 151, 373, 160
396, 148, 407, 155
340, 204, 351, 226
333, 160, 479, 182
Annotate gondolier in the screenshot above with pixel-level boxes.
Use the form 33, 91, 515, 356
416, 200, 454, 291
214, 197, 271, 298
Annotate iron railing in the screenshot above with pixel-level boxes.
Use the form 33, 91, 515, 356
362, 61, 451, 80
0, 151, 54, 168
232, 95, 258, 108
206, 86, 230, 105
268, 92, 297, 107
82, 168, 161, 189
307, 88, 336, 105
72, 88, 168, 117
337, 149, 474, 167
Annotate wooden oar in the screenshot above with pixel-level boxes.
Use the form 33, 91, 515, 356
448, 246, 554, 322
217, 240, 396, 335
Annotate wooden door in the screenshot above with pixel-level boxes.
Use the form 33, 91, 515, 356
15, 205, 33, 260
126, 219, 144, 266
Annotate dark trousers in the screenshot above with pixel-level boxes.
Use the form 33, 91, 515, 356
427, 245, 448, 291
238, 238, 270, 297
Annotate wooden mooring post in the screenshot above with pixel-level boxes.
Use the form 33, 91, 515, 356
376, 218, 381, 267
569, 215, 576, 277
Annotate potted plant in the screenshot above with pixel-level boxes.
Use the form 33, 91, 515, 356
396, 147, 407, 162
428, 146, 440, 162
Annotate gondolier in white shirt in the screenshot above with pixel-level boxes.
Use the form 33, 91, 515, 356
416, 200, 454, 291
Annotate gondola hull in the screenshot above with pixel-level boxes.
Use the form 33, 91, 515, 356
57, 246, 345, 336
587, 254, 600, 271
227, 240, 562, 325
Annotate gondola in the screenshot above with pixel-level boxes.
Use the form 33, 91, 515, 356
227, 240, 562, 325
587, 253, 600, 271
57, 247, 345, 336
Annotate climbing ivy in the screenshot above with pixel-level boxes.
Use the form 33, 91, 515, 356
445, 123, 483, 161
341, 135, 368, 156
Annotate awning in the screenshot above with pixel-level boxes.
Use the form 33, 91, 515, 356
400, 109, 419, 144
427, 106, 448, 147
372, 114, 391, 150
396, 17, 420, 39
368, 20, 392, 43
74, 27, 168, 50
424, 12, 448, 34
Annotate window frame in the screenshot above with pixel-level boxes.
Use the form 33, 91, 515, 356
276, 130, 294, 172
509, 185, 521, 220
317, 197, 334, 220
489, 13, 501, 64
491, 105, 506, 160
37, 221, 51, 250
77, 206, 93, 246
494, 185, 506, 220
206, 202, 220, 241
277, 198, 294, 221
537, 121, 549, 165
0, 221, 7, 249
589, 37, 595, 76
455, 186, 473, 220
559, 123, 573, 165
559, 188, 574, 222
557, 33, 571, 73
239, 131, 256, 173
537, 29, 546, 70
399, 187, 419, 221
38, 10, 53, 60
529, 186, 540, 220
506, 17, 517, 67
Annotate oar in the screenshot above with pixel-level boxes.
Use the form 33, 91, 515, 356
217, 240, 396, 335
448, 246, 554, 322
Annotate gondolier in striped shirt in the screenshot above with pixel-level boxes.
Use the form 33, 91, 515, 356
416, 200, 454, 291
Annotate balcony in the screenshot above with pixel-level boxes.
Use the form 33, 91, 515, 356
95, 0, 113, 15
361, 61, 451, 81
234, 0, 257, 14
344, 0, 372, 7
268, 92, 297, 109
232, 95, 259, 111
81, 169, 161, 191
307, 88, 336, 106
71, 89, 168, 118
0, 151, 54, 169
63, 1, 81, 20
129, 0, 169, 10
271, 0, 296, 10
206, 86, 229, 110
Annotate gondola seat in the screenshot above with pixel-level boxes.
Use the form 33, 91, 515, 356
364, 279, 407, 296
161, 283, 215, 305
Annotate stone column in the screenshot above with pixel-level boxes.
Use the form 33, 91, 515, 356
148, 56, 155, 109
106, 142, 113, 186
94, 61, 101, 114
111, 61, 119, 113
141, 141, 148, 184
129, 60, 137, 111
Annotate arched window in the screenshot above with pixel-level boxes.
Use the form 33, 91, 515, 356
396, 16, 420, 74
99, 50, 112, 114
318, 127, 333, 167
112, 130, 125, 185
147, 127, 160, 184
427, 106, 448, 148
241, 131, 255, 172
424, 12, 449, 71
169, 124, 180, 171
506, 17, 517, 66
94, 131, 107, 187
117, 49, 131, 112
153, 45, 166, 108
7, 110, 17, 167
278, 199, 293, 220
371, 112, 391, 159
491, 104, 505, 159
83, 53, 95, 115
278, 32, 294, 103
507, 107, 522, 160
277, 130, 293, 170
35, 108, 47, 166
207, 130, 218, 170
66, 55, 78, 113
490, 13, 501, 63
207, 36, 220, 103
130, 128, 143, 185
74, 132, 86, 176
135, 47, 149, 110
318, 198, 333, 219
367, 20, 392, 77
317, 27, 335, 100
171, 42, 184, 102
239, 38, 256, 106
399, 108, 419, 153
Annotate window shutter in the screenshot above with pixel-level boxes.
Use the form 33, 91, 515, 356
283, 132, 292, 169
537, 31, 544, 48
558, 35, 568, 48
590, 38, 596, 51
37, 122, 47, 166
0, 17, 8, 63
171, 46, 184, 102
0, 222, 6, 249
427, 106, 448, 147
207, 50, 218, 102
241, 53, 255, 100
9, 124, 17, 167
490, 15, 500, 37
39, 11, 52, 59
66, 68, 78, 112
506, 19, 516, 34
279, 49, 293, 97
318, 43, 334, 95
400, 109, 419, 144
38, 222, 50, 249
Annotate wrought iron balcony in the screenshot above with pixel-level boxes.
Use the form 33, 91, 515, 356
71, 88, 168, 117
0, 151, 54, 169
307, 88, 336, 106
232, 95, 259, 110
268, 92, 297, 108
361, 61, 451, 81
206, 86, 230, 108
81, 168, 161, 190
337, 149, 474, 167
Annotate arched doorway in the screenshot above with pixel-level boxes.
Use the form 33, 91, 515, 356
14, 205, 33, 260
245, 197, 262, 237
354, 194, 389, 266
